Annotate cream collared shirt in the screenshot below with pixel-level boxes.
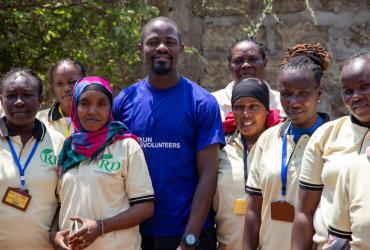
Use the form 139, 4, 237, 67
0, 121, 65, 250
37, 105, 74, 138
246, 121, 312, 250
329, 153, 370, 250
299, 116, 370, 243
59, 138, 154, 250
213, 131, 256, 250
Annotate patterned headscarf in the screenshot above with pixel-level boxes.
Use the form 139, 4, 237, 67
58, 76, 137, 174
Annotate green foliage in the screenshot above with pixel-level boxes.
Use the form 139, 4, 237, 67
0, 0, 159, 92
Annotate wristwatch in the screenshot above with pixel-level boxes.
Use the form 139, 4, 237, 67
182, 233, 198, 247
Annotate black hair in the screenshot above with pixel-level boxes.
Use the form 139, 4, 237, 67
280, 43, 331, 87
343, 51, 370, 66
49, 58, 86, 84
227, 36, 266, 62
1, 68, 43, 96
140, 16, 182, 44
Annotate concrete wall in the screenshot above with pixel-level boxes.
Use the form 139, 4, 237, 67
158, 0, 370, 118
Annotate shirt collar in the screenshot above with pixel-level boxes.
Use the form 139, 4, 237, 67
48, 102, 63, 122
278, 112, 331, 138
0, 117, 46, 141
350, 114, 370, 128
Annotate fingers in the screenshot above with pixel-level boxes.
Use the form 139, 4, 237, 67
76, 238, 93, 250
69, 217, 83, 224
60, 229, 70, 237
68, 227, 87, 244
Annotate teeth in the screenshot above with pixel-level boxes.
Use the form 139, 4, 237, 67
244, 121, 254, 126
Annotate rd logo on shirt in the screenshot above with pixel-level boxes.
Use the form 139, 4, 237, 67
97, 154, 121, 172
40, 148, 57, 166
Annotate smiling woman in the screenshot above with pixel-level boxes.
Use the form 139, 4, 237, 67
0, 68, 65, 249
292, 51, 370, 249
51, 76, 155, 250
213, 77, 273, 249
244, 43, 331, 250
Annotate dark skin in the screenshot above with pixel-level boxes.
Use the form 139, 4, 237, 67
228, 41, 267, 82
291, 190, 321, 250
341, 57, 370, 126
243, 195, 262, 250
50, 203, 154, 250
50, 91, 154, 249
139, 20, 184, 89
244, 67, 322, 250
51, 63, 84, 117
291, 57, 370, 250
141, 20, 220, 250
178, 144, 219, 250
0, 74, 41, 145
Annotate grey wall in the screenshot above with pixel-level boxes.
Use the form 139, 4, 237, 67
158, 0, 370, 118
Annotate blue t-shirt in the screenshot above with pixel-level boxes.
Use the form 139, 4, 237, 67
113, 77, 225, 236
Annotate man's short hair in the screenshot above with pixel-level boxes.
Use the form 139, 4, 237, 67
140, 16, 182, 44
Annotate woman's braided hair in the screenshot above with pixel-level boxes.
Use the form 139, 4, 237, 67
280, 43, 331, 86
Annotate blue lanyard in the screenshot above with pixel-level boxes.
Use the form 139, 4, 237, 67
6, 138, 40, 190
281, 125, 291, 199
280, 116, 324, 199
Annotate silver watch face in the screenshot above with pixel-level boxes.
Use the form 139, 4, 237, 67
185, 234, 197, 245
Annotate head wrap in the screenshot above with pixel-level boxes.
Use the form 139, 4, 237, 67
231, 78, 269, 110
58, 76, 137, 174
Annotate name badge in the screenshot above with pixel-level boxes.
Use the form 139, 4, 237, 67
233, 198, 248, 215
2, 187, 32, 211
271, 200, 294, 222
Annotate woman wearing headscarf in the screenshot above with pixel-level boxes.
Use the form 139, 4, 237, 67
50, 76, 154, 250
213, 77, 280, 249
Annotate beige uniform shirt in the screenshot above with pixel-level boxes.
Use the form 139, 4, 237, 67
0, 118, 64, 250
213, 131, 256, 250
37, 103, 74, 137
212, 80, 284, 121
299, 116, 370, 243
246, 121, 314, 250
329, 154, 370, 250
59, 138, 155, 250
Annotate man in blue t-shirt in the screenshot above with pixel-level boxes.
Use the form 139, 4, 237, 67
113, 17, 225, 250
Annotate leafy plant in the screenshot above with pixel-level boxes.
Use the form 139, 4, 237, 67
0, 0, 159, 92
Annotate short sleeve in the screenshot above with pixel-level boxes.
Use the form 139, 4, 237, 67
299, 125, 328, 190
195, 95, 225, 151
245, 138, 263, 196
328, 166, 352, 239
125, 139, 155, 205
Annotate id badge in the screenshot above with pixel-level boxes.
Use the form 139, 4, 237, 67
2, 187, 32, 211
270, 200, 294, 222
233, 198, 248, 215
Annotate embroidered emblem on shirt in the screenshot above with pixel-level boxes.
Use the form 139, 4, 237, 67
40, 149, 57, 166
97, 154, 121, 172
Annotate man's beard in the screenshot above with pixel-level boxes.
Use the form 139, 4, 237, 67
152, 62, 172, 75
151, 53, 173, 75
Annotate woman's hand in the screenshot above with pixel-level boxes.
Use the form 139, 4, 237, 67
68, 217, 101, 250
51, 229, 70, 250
